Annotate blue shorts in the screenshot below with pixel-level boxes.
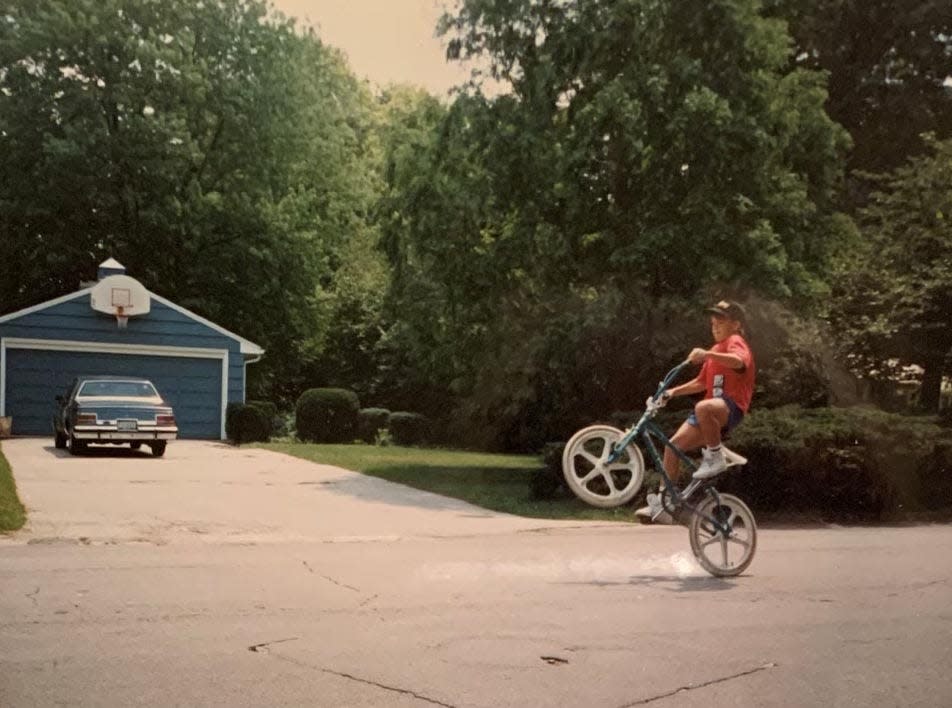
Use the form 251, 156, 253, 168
686, 396, 744, 434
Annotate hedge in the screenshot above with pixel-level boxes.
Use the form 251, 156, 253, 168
389, 412, 432, 446
722, 406, 952, 520
533, 406, 952, 521
358, 408, 391, 444
295, 388, 360, 443
225, 403, 272, 445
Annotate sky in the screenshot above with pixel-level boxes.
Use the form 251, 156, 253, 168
269, 0, 472, 97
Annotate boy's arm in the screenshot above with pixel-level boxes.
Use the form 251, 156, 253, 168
689, 347, 745, 370
667, 376, 705, 398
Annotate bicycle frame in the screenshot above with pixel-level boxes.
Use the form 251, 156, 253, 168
606, 360, 731, 533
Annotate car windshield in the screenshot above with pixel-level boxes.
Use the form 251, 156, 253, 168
78, 381, 158, 398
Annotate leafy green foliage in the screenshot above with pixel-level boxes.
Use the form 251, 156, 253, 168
225, 403, 272, 445
767, 0, 952, 176
295, 388, 360, 443
722, 406, 952, 519
388, 412, 433, 446
829, 136, 952, 411
0, 0, 381, 403
0, 443, 26, 532
379, 0, 851, 449
357, 407, 391, 444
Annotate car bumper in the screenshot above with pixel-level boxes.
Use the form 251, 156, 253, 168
73, 427, 178, 442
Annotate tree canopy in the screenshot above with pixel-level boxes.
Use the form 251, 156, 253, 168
376, 0, 851, 447
830, 136, 952, 411
0, 0, 379, 398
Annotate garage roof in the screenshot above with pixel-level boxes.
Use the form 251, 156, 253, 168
0, 286, 265, 358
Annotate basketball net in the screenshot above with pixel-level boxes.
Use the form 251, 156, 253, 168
116, 305, 129, 330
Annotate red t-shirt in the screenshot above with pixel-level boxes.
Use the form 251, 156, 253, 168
700, 334, 755, 413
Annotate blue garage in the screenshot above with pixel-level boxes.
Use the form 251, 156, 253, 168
0, 258, 264, 439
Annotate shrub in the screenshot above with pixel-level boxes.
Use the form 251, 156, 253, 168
225, 403, 272, 445
720, 406, 952, 520
358, 408, 391, 444
389, 412, 431, 446
295, 388, 360, 443
530, 442, 569, 500
245, 400, 279, 435
530, 407, 952, 520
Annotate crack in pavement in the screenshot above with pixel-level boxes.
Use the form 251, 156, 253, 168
260, 650, 456, 708
301, 561, 360, 592
619, 662, 778, 706
26, 587, 40, 605
248, 637, 300, 652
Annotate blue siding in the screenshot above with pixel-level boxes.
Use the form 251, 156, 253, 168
1, 289, 258, 439
6, 349, 222, 438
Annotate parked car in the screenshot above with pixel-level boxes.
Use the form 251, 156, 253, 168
53, 376, 178, 457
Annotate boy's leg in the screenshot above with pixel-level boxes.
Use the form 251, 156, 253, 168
692, 399, 732, 480
663, 419, 705, 484
692, 398, 730, 448
637, 419, 704, 523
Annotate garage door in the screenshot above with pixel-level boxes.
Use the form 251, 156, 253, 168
4, 348, 223, 438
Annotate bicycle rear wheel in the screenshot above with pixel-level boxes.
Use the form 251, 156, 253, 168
688, 493, 757, 577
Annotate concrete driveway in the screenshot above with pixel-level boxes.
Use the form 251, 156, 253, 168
2, 437, 951, 708
0, 438, 579, 545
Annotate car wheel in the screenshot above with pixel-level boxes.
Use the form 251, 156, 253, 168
130, 442, 142, 451
67, 430, 86, 456
54, 430, 67, 449
150, 441, 167, 457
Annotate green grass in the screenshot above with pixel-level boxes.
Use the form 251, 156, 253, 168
258, 441, 637, 522
0, 442, 26, 532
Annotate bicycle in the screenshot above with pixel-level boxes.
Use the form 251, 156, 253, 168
561, 360, 757, 577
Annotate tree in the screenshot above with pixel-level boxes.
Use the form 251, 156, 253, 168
380, 0, 851, 447
0, 0, 381, 402
830, 136, 952, 412
766, 0, 952, 176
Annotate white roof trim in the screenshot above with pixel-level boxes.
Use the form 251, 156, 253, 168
0, 286, 264, 357
99, 257, 125, 269
0, 288, 92, 324
147, 291, 264, 357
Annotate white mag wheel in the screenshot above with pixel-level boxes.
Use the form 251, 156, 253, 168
688, 493, 757, 577
561, 425, 645, 508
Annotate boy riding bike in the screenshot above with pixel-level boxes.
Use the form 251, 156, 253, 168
636, 300, 755, 523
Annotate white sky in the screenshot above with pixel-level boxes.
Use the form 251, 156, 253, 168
269, 0, 472, 97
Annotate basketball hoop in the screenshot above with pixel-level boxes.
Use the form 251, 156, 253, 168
90, 274, 151, 328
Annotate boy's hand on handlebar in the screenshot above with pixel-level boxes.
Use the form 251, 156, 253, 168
646, 391, 672, 410
688, 347, 709, 364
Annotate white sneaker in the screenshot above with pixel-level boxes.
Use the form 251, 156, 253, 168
693, 446, 728, 480
635, 492, 674, 524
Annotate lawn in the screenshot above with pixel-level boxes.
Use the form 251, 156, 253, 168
258, 441, 638, 522
0, 442, 26, 532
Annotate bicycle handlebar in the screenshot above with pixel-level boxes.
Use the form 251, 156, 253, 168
651, 359, 693, 401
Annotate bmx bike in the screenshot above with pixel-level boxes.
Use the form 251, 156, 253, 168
561, 361, 757, 577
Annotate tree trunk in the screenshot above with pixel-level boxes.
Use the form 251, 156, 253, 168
919, 360, 943, 413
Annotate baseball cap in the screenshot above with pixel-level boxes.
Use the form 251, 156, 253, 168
705, 299, 746, 322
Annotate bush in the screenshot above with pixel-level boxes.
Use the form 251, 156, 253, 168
295, 388, 360, 443
245, 399, 280, 434
720, 406, 952, 520
225, 403, 272, 445
530, 442, 569, 500
529, 407, 952, 520
389, 412, 432, 446
358, 408, 391, 444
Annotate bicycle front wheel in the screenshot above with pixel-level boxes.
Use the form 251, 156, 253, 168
688, 493, 757, 577
562, 425, 645, 508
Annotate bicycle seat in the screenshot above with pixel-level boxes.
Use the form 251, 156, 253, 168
722, 445, 748, 468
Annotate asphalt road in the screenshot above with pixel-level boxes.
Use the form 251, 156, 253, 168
1, 438, 950, 707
